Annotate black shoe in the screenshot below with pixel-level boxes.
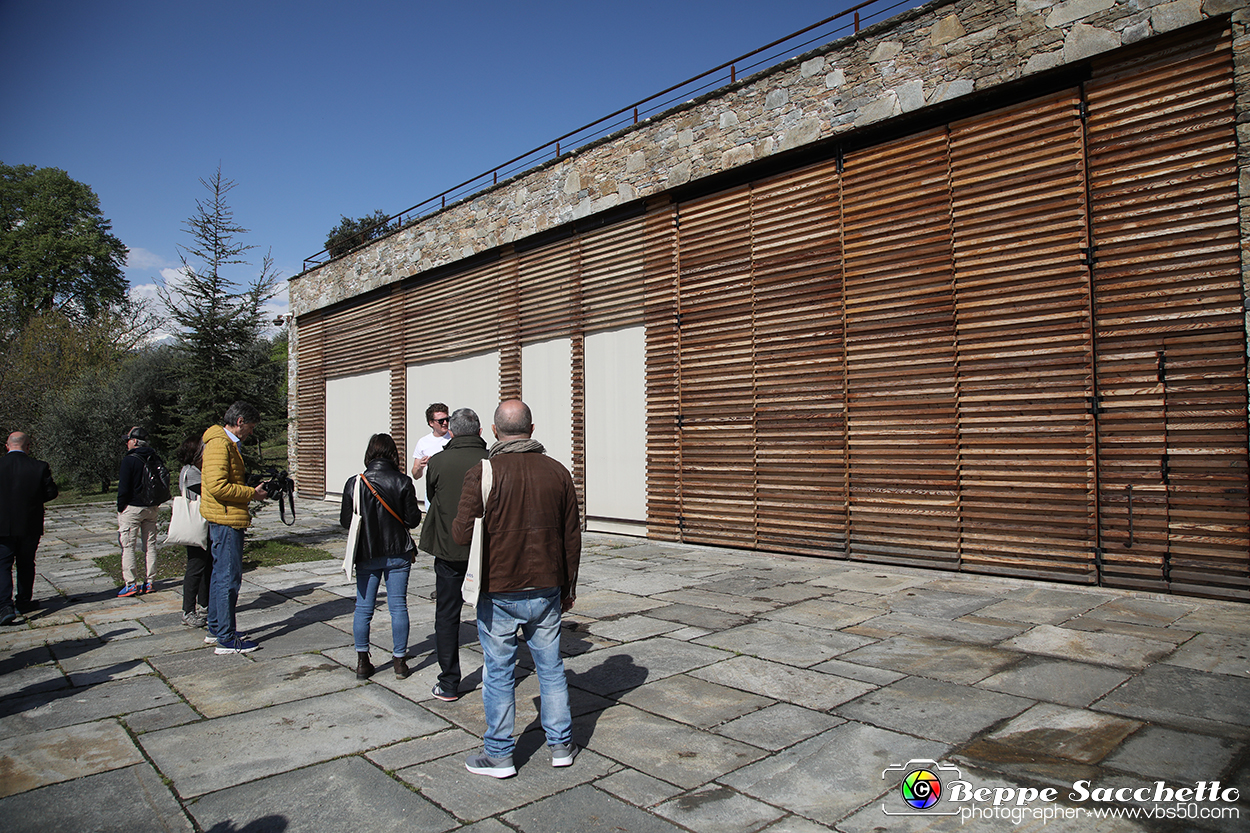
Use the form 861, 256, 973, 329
393, 657, 411, 679
15, 599, 39, 614
0, 609, 22, 626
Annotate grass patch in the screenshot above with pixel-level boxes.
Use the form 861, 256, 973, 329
93, 539, 333, 586
241, 538, 333, 570
48, 484, 117, 507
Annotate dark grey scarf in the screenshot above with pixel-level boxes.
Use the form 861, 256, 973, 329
489, 438, 545, 457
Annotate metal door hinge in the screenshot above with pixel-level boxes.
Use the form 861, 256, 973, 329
1086, 395, 1103, 415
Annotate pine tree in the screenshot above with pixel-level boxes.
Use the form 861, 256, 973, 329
160, 167, 280, 440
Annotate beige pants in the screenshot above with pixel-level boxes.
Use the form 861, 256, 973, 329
118, 504, 160, 584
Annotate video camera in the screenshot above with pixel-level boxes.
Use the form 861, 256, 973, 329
248, 467, 297, 525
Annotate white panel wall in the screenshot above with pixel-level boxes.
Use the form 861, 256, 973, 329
521, 337, 573, 473
585, 327, 647, 532
324, 369, 392, 497
406, 351, 501, 496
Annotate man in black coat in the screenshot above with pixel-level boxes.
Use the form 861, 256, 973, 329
0, 431, 59, 624
419, 407, 489, 701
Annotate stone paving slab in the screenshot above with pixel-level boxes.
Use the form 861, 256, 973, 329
1093, 664, 1250, 738
157, 650, 360, 717
613, 672, 772, 728
719, 721, 949, 828
0, 763, 193, 833
140, 685, 450, 797
693, 618, 875, 667
0, 674, 182, 739
983, 702, 1141, 764
1103, 725, 1242, 784
713, 702, 845, 751
847, 610, 1027, 644
398, 738, 615, 823
0, 719, 143, 797
691, 654, 878, 712
837, 635, 1021, 685
505, 782, 687, 833
579, 702, 766, 790
187, 755, 459, 833
1000, 623, 1174, 669
654, 783, 789, 833
1162, 631, 1250, 677
976, 657, 1132, 708
836, 676, 1034, 745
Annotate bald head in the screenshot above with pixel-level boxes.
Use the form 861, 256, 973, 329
492, 399, 533, 441
7, 432, 29, 452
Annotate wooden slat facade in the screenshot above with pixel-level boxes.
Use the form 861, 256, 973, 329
948, 92, 1098, 582
294, 23, 1248, 600
1086, 25, 1248, 598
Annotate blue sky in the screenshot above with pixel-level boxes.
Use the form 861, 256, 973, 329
2, 0, 917, 327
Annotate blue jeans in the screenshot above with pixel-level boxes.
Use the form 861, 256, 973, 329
354, 557, 411, 657
207, 523, 244, 642
477, 587, 571, 758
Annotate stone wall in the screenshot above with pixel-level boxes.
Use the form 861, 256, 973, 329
289, 0, 1248, 318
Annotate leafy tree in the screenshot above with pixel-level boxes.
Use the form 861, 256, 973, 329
324, 209, 394, 258
0, 304, 160, 439
38, 363, 148, 492
0, 163, 129, 341
158, 167, 280, 442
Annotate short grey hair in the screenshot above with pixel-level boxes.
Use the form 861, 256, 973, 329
224, 401, 260, 427
449, 408, 480, 436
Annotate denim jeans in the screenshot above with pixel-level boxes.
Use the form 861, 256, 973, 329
207, 522, 244, 642
354, 556, 412, 657
477, 587, 571, 758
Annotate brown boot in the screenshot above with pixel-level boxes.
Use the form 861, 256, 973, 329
393, 656, 410, 679
356, 652, 375, 680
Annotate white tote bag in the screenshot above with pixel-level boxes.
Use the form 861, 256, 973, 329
461, 459, 493, 606
342, 474, 364, 581
165, 494, 209, 549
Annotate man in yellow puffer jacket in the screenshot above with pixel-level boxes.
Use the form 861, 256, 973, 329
201, 401, 268, 654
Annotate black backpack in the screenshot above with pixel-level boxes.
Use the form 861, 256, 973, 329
130, 451, 172, 505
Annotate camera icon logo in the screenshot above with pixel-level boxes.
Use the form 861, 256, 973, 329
882, 759, 962, 816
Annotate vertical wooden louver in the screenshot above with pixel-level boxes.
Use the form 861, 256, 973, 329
675, 187, 757, 546
581, 216, 648, 332
518, 239, 579, 344
497, 254, 522, 400
644, 203, 680, 539
294, 311, 326, 499
751, 162, 847, 555
948, 92, 1098, 581
841, 129, 961, 568
1086, 24, 1249, 598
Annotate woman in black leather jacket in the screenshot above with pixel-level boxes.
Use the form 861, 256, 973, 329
339, 434, 421, 680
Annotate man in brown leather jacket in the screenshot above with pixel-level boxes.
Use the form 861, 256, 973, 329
452, 399, 580, 777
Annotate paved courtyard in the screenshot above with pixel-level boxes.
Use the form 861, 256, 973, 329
1, 497, 1247, 832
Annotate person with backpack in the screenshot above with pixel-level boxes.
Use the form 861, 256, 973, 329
116, 426, 171, 597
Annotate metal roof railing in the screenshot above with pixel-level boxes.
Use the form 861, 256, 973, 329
302, 0, 918, 272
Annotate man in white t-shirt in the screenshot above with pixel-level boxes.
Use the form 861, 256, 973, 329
411, 402, 450, 509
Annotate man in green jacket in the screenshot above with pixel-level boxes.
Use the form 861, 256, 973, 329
420, 407, 489, 701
